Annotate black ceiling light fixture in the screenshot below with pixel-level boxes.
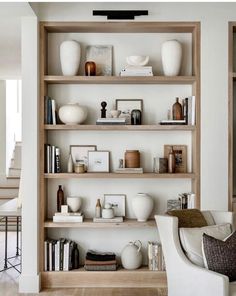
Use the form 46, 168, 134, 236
93, 10, 148, 20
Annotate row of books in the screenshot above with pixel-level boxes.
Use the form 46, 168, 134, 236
44, 238, 79, 271
120, 66, 153, 77
45, 144, 61, 173
45, 96, 57, 125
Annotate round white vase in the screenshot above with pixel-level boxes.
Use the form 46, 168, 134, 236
161, 40, 182, 76
132, 193, 154, 222
59, 103, 87, 125
60, 40, 81, 76
121, 240, 142, 270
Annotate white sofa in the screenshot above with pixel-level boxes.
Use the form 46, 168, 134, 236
155, 211, 236, 296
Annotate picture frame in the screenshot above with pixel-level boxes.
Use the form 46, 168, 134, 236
87, 150, 110, 173
115, 99, 143, 124
164, 145, 187, 173
104, 194, 126, 217
70, 145, 97, 170
86, 45, 113, 76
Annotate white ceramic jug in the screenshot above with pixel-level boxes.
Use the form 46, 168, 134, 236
121, 240, 142, 270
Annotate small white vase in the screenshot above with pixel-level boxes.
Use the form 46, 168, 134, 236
60, 40, 81, 76
67, 196, 82, 212
132, 193, 154, 222
59, 103, 87, 125
121, 240, 142, 270
161, 40, 182, 76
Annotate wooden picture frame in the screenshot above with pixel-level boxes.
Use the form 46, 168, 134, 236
70, 145, 97, 171
164, 145, 187, 173
87, 150, 110, 173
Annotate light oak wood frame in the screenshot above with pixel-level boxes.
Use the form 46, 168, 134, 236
40, 21, 201, 288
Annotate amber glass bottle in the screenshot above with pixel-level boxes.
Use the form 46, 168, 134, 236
172, 97, 183, 120
57, 185, 64, 212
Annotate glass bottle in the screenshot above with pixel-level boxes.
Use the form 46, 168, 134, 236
57, 185, 64, 212
95, 198, 102, 218
172, 97, 183, 120
168, 147, 176, 173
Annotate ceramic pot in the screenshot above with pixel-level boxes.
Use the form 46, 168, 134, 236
59, 103, 87, 125
60, 40, 81, 76
125, 150, 140, 168
67, 196, 82, 212
161, 40, 182, 76
132, 193, 154, 222
121, 240, 142, 270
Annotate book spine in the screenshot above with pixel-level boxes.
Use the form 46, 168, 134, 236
55, 147, 61, 173
44, 96, 49, 124
59, 239, 64, 271
55, 241, 60, 271
51, 99, 57, 125
52, 241, 56, 271
63, 241, 69, 271
44, 241, 48, 271
47, 145, 51, 173
69, 242, 74, 270
49, 241, 52, 271
183, 98, 188, 124
47, 97, 52, 124
191, 96, 196, 125
51, 146, 55, 174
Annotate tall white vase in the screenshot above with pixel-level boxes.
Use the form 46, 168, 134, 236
161, 40, 182, 76
132, 193, 154, 222
60, 40, 81, 76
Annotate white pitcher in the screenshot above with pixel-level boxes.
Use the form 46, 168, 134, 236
121, 240, 142, 270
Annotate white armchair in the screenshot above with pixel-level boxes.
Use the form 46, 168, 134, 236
155, 211, 236, 296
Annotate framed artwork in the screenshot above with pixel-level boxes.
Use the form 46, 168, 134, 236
88, 151, 110, 172
86, 45, 112, 76
164, 145, 187, 173
115, 99, 143, 124
70, 145, 97, 170
104, 194, 126, 217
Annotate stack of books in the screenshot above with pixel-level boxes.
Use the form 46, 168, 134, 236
45, 96, 57, 125
45, 144, 61, 173
84, 250, 117, 271
44, 238, 79, 271
120, 66, 153, 77
93, 217, 123, 223
96, 118, 128, 125
115, 168, 143, 174
53, 212, 84, 223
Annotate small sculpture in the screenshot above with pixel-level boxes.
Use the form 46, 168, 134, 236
119, 159, 124, 168
101, 101, 107, 118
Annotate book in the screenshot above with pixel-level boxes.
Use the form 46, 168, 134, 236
93, 217, 123, 223
44, 96, 50, 124
59, 238, 66, 271
54, 212, 82, 216
51, 99, 57, 125
55, 147, 61, 173
96, 118, 127, 122
51, 146, 55, 174
115, 168, 143, 174
47, 97, 52, 124
63, 240, 70, 271
120, 66, 153, 76
55, 240, 60, 271
183, 97, 188, 124
44, 240, 49, 271
46, 145, 51, 173
53, 215, 84, 222
159, 119, 186, 125
187, 96, 195, 125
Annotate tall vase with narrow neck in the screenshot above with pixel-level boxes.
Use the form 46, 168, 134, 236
161, 40, 182, 76
60, 40, 81, 76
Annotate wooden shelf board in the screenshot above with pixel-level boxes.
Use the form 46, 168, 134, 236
41, 266, 167, 288
44, 218, 156, 228
44, 75, 196, 85
44, 124, 195, 131
44, 172, 195, 179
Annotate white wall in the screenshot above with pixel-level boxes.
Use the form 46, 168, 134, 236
0, 81, 6, 179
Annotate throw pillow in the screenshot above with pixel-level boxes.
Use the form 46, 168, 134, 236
167, 209, 208, 228
202, 231, 236, 282
179, 223, 232, 267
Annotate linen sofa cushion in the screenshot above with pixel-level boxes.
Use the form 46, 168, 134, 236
167, 209, 208, 228
230, 282, 236, 296
179, 223, 232, 267
202, 231, 236, 282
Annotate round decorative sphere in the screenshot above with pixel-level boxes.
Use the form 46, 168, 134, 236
161, 40, 182, 76
67, 196, 82, 212
60, 40, 81, 76
59, 103, 87, 125
121, 241, 142, 270
132, 193, 154, 222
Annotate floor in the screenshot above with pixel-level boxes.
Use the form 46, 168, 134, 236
0, 232, 168, 296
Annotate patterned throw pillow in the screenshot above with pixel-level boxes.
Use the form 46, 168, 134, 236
202, 231, 236, 282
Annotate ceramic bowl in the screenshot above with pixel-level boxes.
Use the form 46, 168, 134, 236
67, 196, 82, 212
126, 56, 149, 66
110, 110, 121, 118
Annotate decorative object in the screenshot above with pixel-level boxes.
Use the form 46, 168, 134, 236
74, 163, 85, 174
131, 109, 142, 125
119, 159, 124, 168
168, 146, 176, 173
126, 56, 149, 66
104, 194, 126, 216
85, 61, 96, 76
95, 198, 102, 218
101, 101, 107, 118
67, 153, 73, 173
116, 99, 143, 124
164, 145, 187, 173
88, 151, 110, 172
60, 40, 81, 76
125, 150, 140, 168
167, 199, 181, 211
161, 39, 182, 76
61, 205, 69, 213
59, 103, 87, 125
67, 196, 82, 212
93, 10, 148, 20
132, 193, 154, 222
121, 240, 143, 270
86, 45, 112, 76
70, 145, 97, 171
148, 242, 164, 271
153, 157, 159, 173
57, 185, 64, 212
102, 203, 114, 219
159, 158, 168, 173
110, 110, 121, 118
172, 97, 183, 120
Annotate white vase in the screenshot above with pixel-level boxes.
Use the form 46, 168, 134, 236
67, 196, 82, 212
59, 103, 87, 125
161, 40, 182, 76
121, 240, 142, 270
67, 153, 73, 173
60, 40, 81, 76
132, 193, 154, 222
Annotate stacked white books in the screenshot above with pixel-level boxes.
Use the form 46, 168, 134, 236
93, 217, 123, 223
120, 66, 153, 77
53, 212, 84, 222
115, 168, 143, 174
96, 118, 128, 125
